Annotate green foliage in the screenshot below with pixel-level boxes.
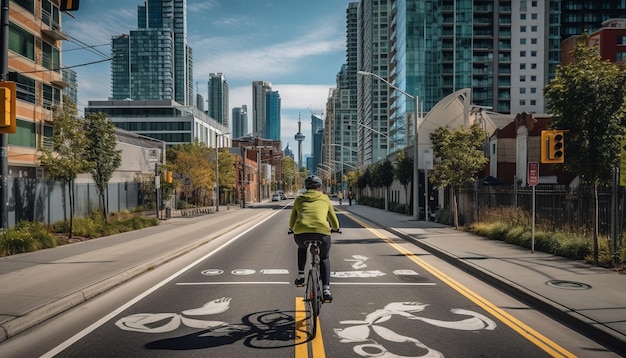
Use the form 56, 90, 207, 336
394, 150, 413, 187
84, 111, 122, 220
429, 123, 489, 189
544, 33, 626, 185
0, 221, 58, 256
469, 206, 623, 267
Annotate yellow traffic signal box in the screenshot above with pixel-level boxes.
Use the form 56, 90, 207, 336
0, 81, 16, 134
540, 130, 564, 164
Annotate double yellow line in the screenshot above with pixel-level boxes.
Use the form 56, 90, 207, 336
294, 297, 326, 358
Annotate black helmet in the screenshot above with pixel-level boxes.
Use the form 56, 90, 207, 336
305, 175, 322, 189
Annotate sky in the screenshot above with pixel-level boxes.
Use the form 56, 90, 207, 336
61, 0, 354, 158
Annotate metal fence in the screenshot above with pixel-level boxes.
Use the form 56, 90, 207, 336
456, 184, 623, 237
6, 177, 143, 228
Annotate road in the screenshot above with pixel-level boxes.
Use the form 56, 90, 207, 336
0, 203, 617, 357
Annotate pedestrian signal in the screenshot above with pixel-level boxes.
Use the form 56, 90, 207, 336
541, 130, 564, 164
165, 170, 173, 183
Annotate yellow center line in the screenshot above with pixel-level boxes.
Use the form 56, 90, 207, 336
295, 297, 326, 358
343, 212, 576, 358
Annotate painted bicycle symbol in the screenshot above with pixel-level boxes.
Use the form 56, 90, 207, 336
334, 302, 497, 357
115, 297, 296, 349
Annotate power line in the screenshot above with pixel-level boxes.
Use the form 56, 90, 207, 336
16, 56, 116, 74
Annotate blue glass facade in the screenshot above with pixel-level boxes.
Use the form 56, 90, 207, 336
112, 0, 192, 106
265, 91, 281, 141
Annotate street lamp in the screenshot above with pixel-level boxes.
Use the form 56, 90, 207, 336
358, 70, 420, 220
215, 132, 229, 212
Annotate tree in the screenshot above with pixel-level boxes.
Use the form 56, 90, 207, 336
39, 99, 91, 239
429, 123, 488, 228
168, 141, 214, 206
84, 112, 122, 222
217, 149, 236, 204
394, 150, 413, 214
380, 159, 395, 211
544, 33, 626, 264
281, 156, 298, 193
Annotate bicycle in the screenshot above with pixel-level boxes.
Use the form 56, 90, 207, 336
289, 228, 341, 337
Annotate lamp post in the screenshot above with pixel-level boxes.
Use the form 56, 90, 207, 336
329, 143, 358, 194
215, 132, 229, 212
358, 70, 420, 220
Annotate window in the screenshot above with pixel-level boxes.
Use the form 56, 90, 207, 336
531, 13, 537, 20
531, 26, 537, 32
520, 51, 526, 57
530, 100, 536, 106
531, 75, 537, 81
530, 88, 537, 94
531, 63, 537, 69
520, 63, 526, 70
520, 38, 527, 45
521, 26, 527, 32
531, 51, 537, 57
520, 75, 526, 82
520, 100, 526, 106
9, 23, 35, 61
520, 88, 526, 94
521, 14, 526, 20
531, 38, 537, 45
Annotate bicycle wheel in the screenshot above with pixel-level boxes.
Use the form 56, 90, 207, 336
310, 267, 322, 317
304, 269, 318, 337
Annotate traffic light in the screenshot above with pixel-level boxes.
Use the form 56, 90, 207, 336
541, 130, 564, 164
0, 81, 16, 134
165, 170, 173, 183
60, 0, 80, 11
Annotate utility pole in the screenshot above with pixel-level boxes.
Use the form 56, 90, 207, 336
0, 0, 9, 231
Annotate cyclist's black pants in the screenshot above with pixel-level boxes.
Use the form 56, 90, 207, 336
294, 233, 331, 287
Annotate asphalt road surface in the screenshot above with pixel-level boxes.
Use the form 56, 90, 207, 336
1, 203, 618, 357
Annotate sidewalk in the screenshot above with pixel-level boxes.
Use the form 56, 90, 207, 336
0, 203, 265, 343
337, 202, 626, 354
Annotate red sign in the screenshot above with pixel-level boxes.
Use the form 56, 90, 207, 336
528, 162, 539, 186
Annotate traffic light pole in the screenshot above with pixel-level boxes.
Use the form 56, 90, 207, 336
0, 0, 9, 230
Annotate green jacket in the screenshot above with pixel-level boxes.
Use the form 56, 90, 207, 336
289, 189, 340, 235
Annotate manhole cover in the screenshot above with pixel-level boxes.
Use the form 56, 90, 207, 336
546, 280, 591, 290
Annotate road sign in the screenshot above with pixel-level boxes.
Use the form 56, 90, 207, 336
528, 162, 539, 186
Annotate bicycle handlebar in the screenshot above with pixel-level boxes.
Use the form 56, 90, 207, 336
288, 228, 342, 234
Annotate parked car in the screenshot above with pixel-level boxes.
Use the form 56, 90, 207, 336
275, 190, 286, 200
271, 193, 281, 201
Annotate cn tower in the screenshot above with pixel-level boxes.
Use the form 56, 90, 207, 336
294, 113, 305, 170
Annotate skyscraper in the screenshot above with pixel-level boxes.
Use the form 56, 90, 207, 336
356, 0, 390, 165
265, 91, 281, 141
252, 81, 272, 138
208, 73, 229, 126
111, 0, 193, 106
232, 105, 248, 138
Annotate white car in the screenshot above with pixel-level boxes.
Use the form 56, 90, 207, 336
271, 194, 281, 201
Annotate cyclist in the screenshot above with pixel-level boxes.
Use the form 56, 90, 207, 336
289, 175, 340, 302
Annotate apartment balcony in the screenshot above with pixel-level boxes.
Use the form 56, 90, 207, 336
41, 9, 68, 41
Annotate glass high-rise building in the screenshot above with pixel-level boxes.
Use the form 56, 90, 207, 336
252, 81, 272, 138
265, 91, 281, 141
232, 105, 248, 138
208, 73, 229, 126
356, 0, 390, 165
111, 0, 193, 106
